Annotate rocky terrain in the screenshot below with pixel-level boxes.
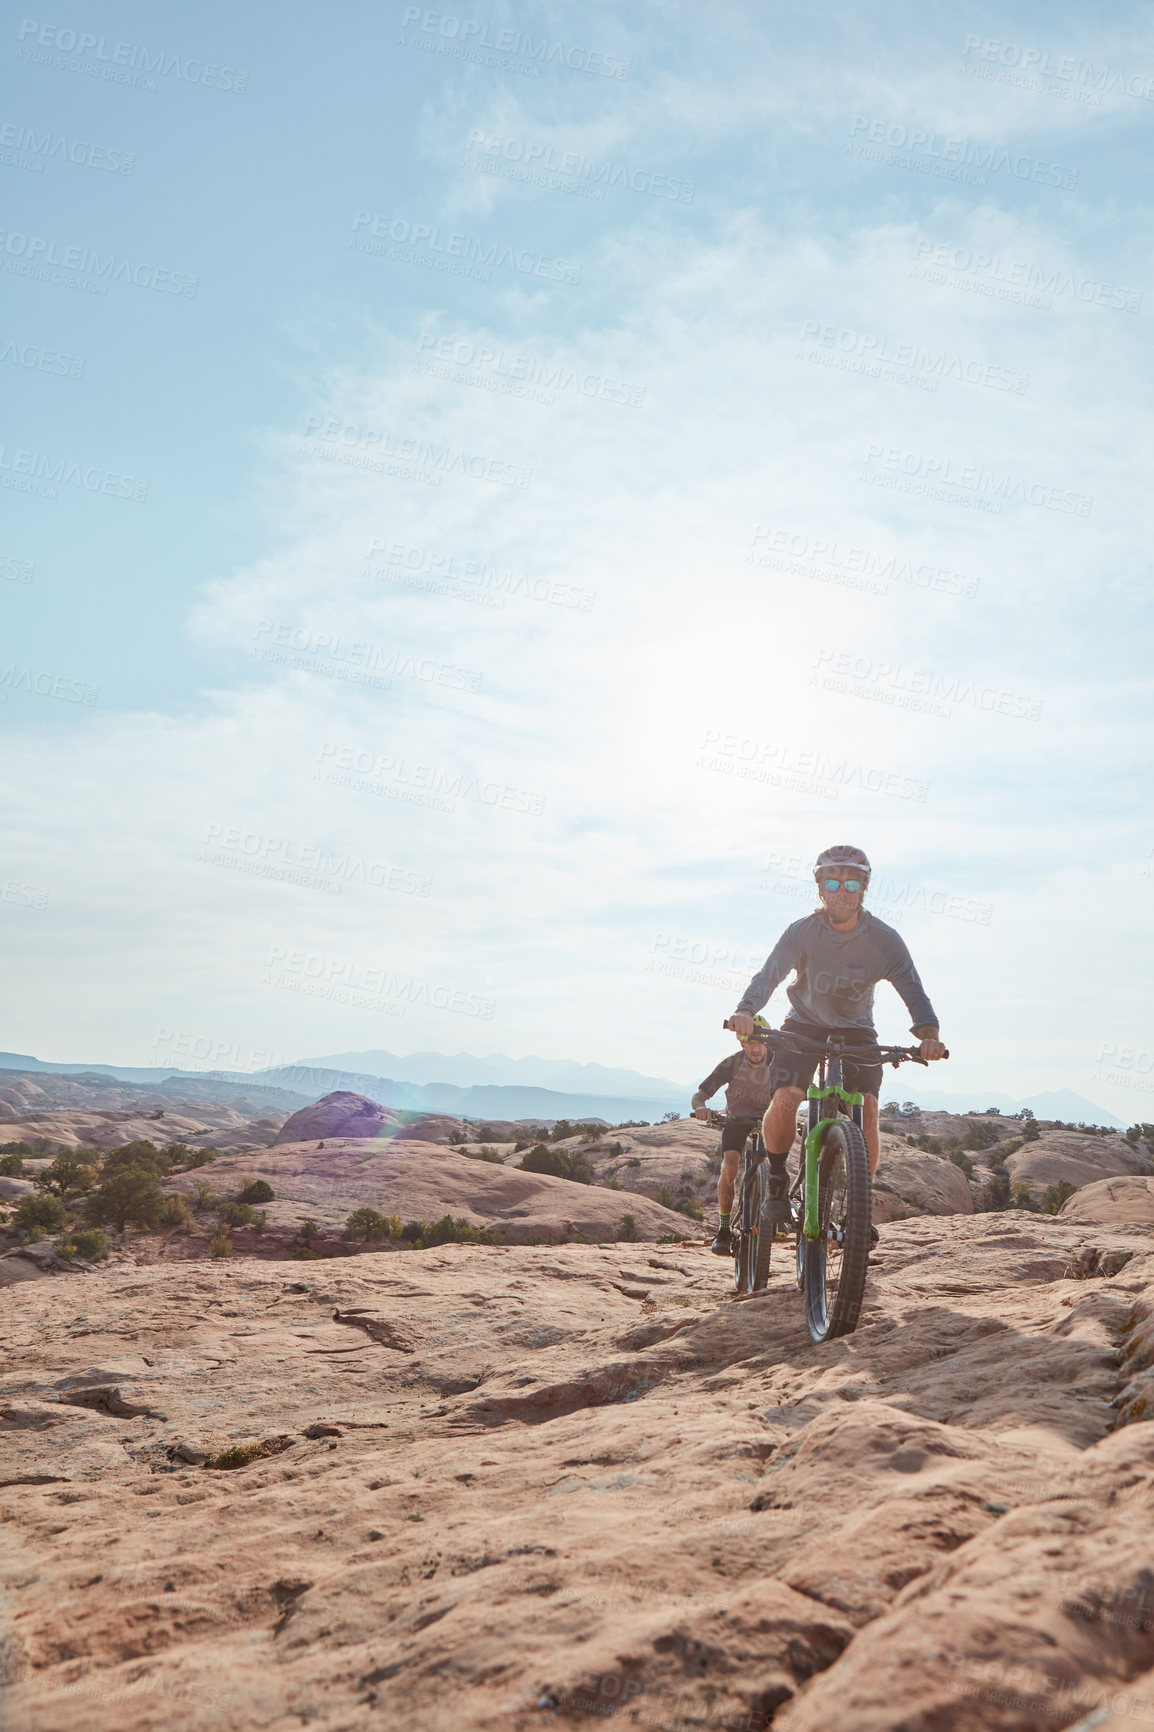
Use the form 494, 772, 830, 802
3, 1177, 1154, 1731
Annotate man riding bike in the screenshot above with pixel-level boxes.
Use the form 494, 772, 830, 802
690, 1015, 774, 1256
729, 845, 946, 1248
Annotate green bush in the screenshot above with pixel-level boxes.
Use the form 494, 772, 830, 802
1011, 1181, 1040, 1212
986, 1171, 1011, 1210
15, 1193, 67, 1234
159, 1194, 195, 1231
238, 1179, 275, 1205
102, 1140, 171, 1178
68, 1227, 109, 1260
464, 1146, 505, 1164
297, 1219, 320, 1246
907, 1133, 944, 1154
961, 1120, 1002, 1151
216, 1199, 256, 1228
1019, 1111, 1041, 1143
518, 1144, 593, 1184
86, 1165, 166, 1232
948, 1149, 975, 1177
0, 1153, 24, 1176
1045, 1180, 1079, 1214
422, 1215, 499, 1246
209, 1228, 232, 1258
345, 1207, 400, 1242
618, 1213, 638, 1242
35, 1155, 99, 1200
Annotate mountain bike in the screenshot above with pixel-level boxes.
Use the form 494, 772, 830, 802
704, 1109, 779, 1294
718, 1023, 948, 1343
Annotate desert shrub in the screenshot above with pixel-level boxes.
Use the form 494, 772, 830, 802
627, 1156, 642, 1168
986, 1171, 1011, 1210
0, 1153, 24, 1176
216, 1199, 258, 1228
1011, 1182, 1040, 1212
607, 1179, 623, 1190
653, 1185, 704, 1221
297, 1219, 319, 1246
518, 1144, 593, 1184
238, 1179, 275, 1205
190, 1180, 216, 1208
209, 1228, 232, 1258
159, 1194, 195, 1231
948, 1149, 975, 1177
101, 1140, 171, 1179
880, 1101, 901, 1115
550, 1121, 574, 1142
180, 1149, 218, 1169
1018, 1110, 1041, 1143
661, 1112, 679, 1123
345, 1207, 400, 1242
465, 1146, 505, 1165
618, 1213, 638, 1242
1045, 1180, 1079, 1214
907, 1134, 944, 1155
34, 1155, 99, 1200
422, 1215, 499, 1246
69, 1227, 109, 1260
513, 1140, 529, 1153
85, 1164, 166, 1232
15, 1193, 67, 1234
961, 1120, 1002, 1151
608, 1142, 624, 1158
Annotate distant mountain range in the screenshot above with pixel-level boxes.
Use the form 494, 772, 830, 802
0, 1050, 1125, 1128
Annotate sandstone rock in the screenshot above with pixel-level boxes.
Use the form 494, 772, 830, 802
0, 1175, 35, 1200
1008, 1131, 1145, 1202
166, 1137, 695, 1245
1060, 1175, 1154, 1227
6, 1197, 1154, 1730
390, 1114, 467, 1144
273, 1091, 395, 1145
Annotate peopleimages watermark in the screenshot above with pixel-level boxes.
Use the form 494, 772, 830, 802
302, 412, 532, 490
647, 933, 763, 993
910, 237, 1142, 314
151, 1029, 290, 1074
847, 116, 1078, 189
796, 320, 1027, 395
763, 850, 993, 924
200, 824, 432, 898
861, 444, 1092, 518
747, 526, 978, 600
366, 537, 595, 614
350, 210, 581, 286
961, 35, 1154, 104
1097, 1041, 1154, 1077
696, 731, 929, 802
314, 742, 547, 817
0, 663, 98, 705
0, 228, 198, 297
266, 944, 496, 1020
399, 9, 630, 79
463, 129, 693, 202
0, 119, 134, 174
0, 334, 84, 378
0, 443, 148, 501
14, 19, 248, 92
0, 549, 35, 583
811, 647, 1043, 721
414, 333, 645, 409
0, 876, 49, 910
250, 620, 483, 694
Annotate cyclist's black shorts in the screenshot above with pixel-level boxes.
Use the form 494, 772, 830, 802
768, 1022, 883, 1099
721, 1114, 761, 1154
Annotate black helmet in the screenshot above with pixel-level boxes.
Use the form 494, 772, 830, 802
814, 844, 871, 884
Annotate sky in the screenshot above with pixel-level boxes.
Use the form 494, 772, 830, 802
2, 0, 1152, 1119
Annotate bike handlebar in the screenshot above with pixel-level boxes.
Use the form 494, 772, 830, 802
721, 1019, 948, 1065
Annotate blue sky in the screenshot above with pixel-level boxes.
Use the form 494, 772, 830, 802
2, 1, 1152, 1118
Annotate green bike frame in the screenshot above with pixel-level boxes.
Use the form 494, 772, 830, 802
802, 1083, 864, 1239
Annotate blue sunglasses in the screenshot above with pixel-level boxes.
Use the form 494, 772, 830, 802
821, 877, 864, 892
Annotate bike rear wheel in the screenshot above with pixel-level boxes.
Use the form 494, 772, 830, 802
803, 1117, 871, 1343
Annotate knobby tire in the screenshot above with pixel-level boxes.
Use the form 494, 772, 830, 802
803, 1117, 871, 1343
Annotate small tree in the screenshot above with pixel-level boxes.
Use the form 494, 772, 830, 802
298, 1218, 320, 1247
618, 1213, 638, 1242
0, 1152, 24, 1176
238, 1179, 274, 1205
345, 1207, 399, 1242
1011, 1181, 1040, 1212
209, 1228, 232, 1258
86, 1165, 166, 1232
35, 1154, 99, 1201
69, 1228, 108, 1261
217, 1200, 258, 1228
961, 1121, 1001, 1152
15, 1193, 67, 1235
1044, 1180, 1078, 1215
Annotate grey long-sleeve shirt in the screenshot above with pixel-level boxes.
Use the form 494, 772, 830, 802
736, 911, 938, 1034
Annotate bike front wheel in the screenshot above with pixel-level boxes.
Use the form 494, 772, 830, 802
803, 1117, 872, 1344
